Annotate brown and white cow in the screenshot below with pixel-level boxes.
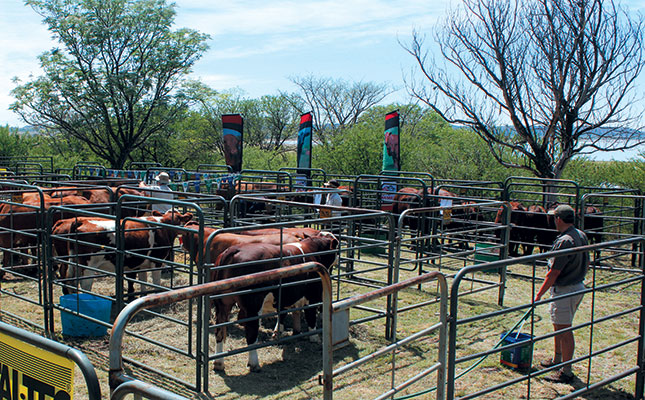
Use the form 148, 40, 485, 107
63, 211, 192, 298
211, 232, 339, 372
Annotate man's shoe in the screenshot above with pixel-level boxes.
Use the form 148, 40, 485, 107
544, 369, 574, 384
539, 358, 560, 369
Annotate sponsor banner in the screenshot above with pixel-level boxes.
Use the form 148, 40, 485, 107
294, 175, 307, 191
222, 114, 244, 172
380, 181, 397, 211
382, 110, 400, 171
0, 331, 75, 399
297, 112, 313, 176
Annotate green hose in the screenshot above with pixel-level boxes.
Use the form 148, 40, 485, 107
392, 307, 534, 400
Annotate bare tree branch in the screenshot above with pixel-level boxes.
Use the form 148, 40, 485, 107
404, 0, 644, 178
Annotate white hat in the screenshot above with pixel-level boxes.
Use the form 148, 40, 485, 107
155, 172, 170, 184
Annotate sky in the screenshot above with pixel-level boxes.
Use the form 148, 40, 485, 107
0, 0, 643, 161
0, 0, 446, 127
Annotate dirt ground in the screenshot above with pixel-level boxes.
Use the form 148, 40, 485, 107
1, 245, 642, 399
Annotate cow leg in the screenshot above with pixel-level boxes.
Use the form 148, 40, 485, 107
64, 263, 79, 293
213, 299, 233, 371
238, 306, 262, 372
125, 271, 139, 302
291, 310, 302, 334
259, 292, 285, 339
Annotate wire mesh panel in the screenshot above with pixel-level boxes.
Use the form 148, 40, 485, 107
48, 200, 211, 391
0, 156, 54, 173
580, 193, 645, 270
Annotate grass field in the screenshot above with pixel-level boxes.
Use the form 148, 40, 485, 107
1, 241, 643, 400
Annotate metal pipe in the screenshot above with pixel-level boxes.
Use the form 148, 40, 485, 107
108, 262, 330, 395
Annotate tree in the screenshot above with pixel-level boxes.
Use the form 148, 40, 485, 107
405, 0, 644, 179
10, 0, 209, 169
0, 126, 32, 159
285, 75, 392, 146
186, 82, 299, 165
258, 95, 300, 151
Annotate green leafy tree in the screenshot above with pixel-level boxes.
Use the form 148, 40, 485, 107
186, 83, 299, 164
315, 104, 456, 176
0, 126, 31, 159
10, 0, 209, 169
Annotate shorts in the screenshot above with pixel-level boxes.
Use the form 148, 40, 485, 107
549, 282, 585, 325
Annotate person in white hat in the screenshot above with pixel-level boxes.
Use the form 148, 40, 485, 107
323, 179, 342, 217
139, 172, 174, 213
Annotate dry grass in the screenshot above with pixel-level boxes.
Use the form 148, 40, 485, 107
1, 245, 642, 400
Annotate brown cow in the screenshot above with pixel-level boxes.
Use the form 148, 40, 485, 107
180, 222, 304, 266
0, 195, 91, 278
50, 185, 146, 216
238, 227, 320, 239
494, 201, 529, 256
63, 211, 193, 298
211, 232, 339, 372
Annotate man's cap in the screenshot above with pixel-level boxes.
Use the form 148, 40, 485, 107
324, 179, 340, 188
155, 172, 170, 184
551, 204, 575, 222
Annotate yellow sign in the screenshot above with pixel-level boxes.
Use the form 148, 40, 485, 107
443, 208, 452, 222
0, 331, 75, 399
320, 208, 332, 218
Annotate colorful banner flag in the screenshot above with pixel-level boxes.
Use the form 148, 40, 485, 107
222, 114, 244, 172
297, 112, 313, 176
382, 110, 400, 171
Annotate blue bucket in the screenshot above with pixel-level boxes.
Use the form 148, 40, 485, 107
499, 331, 533, 370
59, 294, 112, 337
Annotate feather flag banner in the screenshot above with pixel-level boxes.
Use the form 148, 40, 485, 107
297, 112, 313, 176
222, 113, 244, 172
382, 110, 400, 171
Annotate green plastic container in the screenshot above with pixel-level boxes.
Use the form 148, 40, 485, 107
474, 242, 500, 263
362, 230, 388, 255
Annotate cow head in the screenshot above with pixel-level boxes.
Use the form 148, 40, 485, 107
307, 231, 339, 271
160, 211, 193, 226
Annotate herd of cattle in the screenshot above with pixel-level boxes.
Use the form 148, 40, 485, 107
0, 183, 340, 371
0, 181, 604, 371
390, 186, 603, 256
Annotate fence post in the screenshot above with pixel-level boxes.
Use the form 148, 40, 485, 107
636, 238, 645, 399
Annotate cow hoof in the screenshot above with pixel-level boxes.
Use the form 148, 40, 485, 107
212, 361, 225, 371
248, 364, 262, 373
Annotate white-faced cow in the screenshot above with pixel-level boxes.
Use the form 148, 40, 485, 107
211, 232, 339, 372
63, 211, 192, 298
